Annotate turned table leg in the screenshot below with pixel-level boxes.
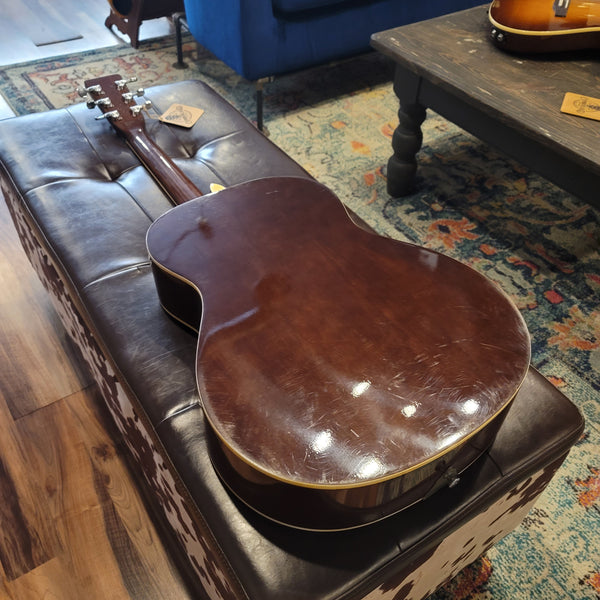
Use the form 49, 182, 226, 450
386, 69, 426, 198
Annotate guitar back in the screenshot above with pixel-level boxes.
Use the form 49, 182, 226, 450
82, 74, 531, 529
147, 176, 530, 529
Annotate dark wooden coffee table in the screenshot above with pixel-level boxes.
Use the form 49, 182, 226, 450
371, 5, 600, 210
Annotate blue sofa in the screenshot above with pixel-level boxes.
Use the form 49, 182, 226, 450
181, 0, 484, 81
176, 0, 483, 127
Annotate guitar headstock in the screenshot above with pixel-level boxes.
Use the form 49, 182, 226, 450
78, 74, 152, 135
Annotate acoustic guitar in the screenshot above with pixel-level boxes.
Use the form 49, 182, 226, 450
489, 0, 600, 53
82, 74, 531, 531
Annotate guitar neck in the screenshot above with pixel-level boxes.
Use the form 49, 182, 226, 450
126, 127, 202, 206
80, 74, 203, 206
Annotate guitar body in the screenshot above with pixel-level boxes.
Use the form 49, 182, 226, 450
489, 0, 600, 52
147, 176, 531, 530
83, 74, 530, 530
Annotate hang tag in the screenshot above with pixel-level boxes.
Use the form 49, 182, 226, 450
560, 92, 600, 122
159, 104, 204, 128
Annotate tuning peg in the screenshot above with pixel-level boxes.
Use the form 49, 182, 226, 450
77, 84, 101, 97
86, 97, 113, 109
115, 76, 138, 90
122, 88, 145, 102
130, 100, 152, 116
95, 110, 121, 121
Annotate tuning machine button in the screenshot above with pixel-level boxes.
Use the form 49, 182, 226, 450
86, 97, 113, 109
95, 110, 121, 121
77, 84, 101, 97
122, 88, 145, 102
130, 100, 152, 116
115, 76, 138, 90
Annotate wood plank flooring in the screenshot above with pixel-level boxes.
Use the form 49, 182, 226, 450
0, 0, 173, 66
0, 194, 194, 598
0, 0, 173, 120
0, 1, 196, 598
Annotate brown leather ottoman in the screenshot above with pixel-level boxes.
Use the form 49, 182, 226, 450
0, 79, 584, 600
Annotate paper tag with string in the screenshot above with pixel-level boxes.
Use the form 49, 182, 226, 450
158, 103, 205, 128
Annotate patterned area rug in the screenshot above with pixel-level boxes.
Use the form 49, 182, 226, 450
1, 35, 598, 600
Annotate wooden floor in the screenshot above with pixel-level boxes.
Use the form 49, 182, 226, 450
0, 0, 174, 119
0, 1, 196, 598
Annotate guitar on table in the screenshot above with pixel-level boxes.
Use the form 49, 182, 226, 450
489, 0, 600, 53
79, 74, 531, 531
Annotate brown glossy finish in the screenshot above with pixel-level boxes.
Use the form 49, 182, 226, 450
84, 74, 201, 205
147, 176, 531, 529
489, 0, 600, 52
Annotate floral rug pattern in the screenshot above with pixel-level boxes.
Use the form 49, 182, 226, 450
0, 35, 598, 600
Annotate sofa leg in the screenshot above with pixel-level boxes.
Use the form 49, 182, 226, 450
255, 78, 273, 132
173, 12, 189, 69
255, 80, 265, 131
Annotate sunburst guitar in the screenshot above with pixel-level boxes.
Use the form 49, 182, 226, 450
489, 0, 600, 52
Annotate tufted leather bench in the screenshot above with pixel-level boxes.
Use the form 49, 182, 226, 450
0, 79, 584, 600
